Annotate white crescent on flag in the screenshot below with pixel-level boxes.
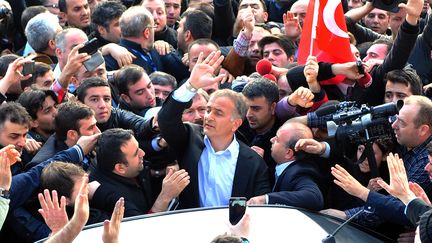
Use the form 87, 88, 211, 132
323, 0, 349, 38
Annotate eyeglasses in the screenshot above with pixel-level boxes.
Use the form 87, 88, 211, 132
44, 4, 59, 8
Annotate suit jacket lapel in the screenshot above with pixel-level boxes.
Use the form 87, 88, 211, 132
231, 142, 250, 197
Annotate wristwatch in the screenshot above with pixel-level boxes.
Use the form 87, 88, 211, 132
185, 81, 198, 93
0, 188, 10, 199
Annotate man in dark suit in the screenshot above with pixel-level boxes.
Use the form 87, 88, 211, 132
247, 122, 324, 211
158, 51, 270, 209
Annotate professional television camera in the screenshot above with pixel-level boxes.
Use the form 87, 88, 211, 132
316, 101, 403, 176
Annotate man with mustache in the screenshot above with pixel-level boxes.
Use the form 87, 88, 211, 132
59, 0, 91, 33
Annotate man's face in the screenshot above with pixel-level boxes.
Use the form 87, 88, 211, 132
203, 96, 241, 140
83, 86, 112, 123
35, 96, 58, 135
188, 43, 219, 71
34, 70, 55, 90
57, 31, 88, 68
74, 63, 107, 87
0, 121, 28, 154
87, 0, 102, 13
270, 128, 290, 164
120, 137, 145, 178
348, 0, 364, 10
363, 8, 389, 34
124, 74, 157, 110
389, 9, 406, 36
384, 81, 412, 104
101, 18, 122, 44
164, 0, 181, 27
143, 0, 167, 33
154, 84, 173, 102
363, 43, 388, 63
177, 17, 188, 52
246, 96, 275, 133
64, 0, 91, 29
247, 28, 270, 66
290, 1, 307, 27
262, 42, 292, 68
182, 94, 206, 125
238, 0, 268, 23
77, 115, 100, 136
357, 143, 384, 173
391, 104, 422, 149
45, 0, 61, 15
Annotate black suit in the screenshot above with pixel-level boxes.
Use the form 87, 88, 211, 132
406, 198, 431, 226
158, 94, 271, 209
268, 160, 324, 211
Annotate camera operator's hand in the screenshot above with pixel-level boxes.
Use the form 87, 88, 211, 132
332, 164, 370, 201
294, 138, 325, 155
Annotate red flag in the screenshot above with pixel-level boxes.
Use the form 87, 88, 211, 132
297, 0, 355, 85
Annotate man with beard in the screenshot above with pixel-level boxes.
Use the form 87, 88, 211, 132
59, 0, 91, 33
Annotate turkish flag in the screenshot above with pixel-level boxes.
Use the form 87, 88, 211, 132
297, 0, 356, 85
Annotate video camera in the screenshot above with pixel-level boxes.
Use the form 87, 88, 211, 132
321, 101, 402, 144
316, 101, 402, 177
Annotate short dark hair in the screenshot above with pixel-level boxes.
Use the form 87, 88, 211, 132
33, 62, 52, 79
149, 71, 177, 89
21, 6, 48, 30
258, 34, 296, 58
17, 89, 57, 120
371, 38, 393, 55
92, 1, 126, 30
76, 77, 110, 102
242, 78, 279, 104
96, 128, 134, 172
55, 102, 94, 141
181, 10, 212, 40
59, 0, 67, 12
0, 102, 31, 130
115, 64, 145, 95
0, 54, 19, 77
238, 0, 267, 11
187, 38, 220, 55
41, 162, 86, 199
385, 68, 422, 95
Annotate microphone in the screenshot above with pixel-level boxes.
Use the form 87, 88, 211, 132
263, 74, 276, 82
357, 72, 372, 88
315, 103, 338, 117
322, 207, 372, 243
256, 59, 272, 76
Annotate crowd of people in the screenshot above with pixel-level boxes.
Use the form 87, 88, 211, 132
0, 0, 432, 241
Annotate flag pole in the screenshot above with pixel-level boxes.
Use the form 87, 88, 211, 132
310, 0, 319, 56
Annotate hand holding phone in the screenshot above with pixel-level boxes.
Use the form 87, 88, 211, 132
229, 197, 247, 225
356, 59, 365, 75
78, 38, 99, 55
22, 61, 35, 76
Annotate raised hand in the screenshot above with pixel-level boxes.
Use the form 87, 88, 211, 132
38, 189, 69, 234
377, 153, 416, 205
283, 11, 302, 39
0, 150, 12, 191
189, 51, 225, 89
409, 182, 431, 205
294, 138, 325, 154
331, 164, 370, 201
77, 133, 102, 155
102, 197, 125, 243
